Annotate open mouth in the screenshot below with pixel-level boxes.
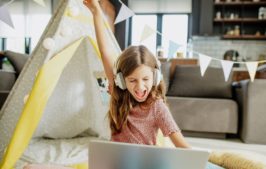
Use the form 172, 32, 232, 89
135, 90, 147, 100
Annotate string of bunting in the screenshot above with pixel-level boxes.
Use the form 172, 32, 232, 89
140, 24, 265, 82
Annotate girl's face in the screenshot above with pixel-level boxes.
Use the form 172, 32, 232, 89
125, 65, 154, 102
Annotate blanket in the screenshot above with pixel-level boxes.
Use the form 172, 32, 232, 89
209, 150, 266, 169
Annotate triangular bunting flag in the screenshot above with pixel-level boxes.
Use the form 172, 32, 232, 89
0, 5, 14, 28
199, 54, 212, 76
221, 60, 234, 81
114, 3, 135, 24
140, 25, 156, 42
246, 62, 258, 82
168, 40, 180, 59
33, 0, 46, 7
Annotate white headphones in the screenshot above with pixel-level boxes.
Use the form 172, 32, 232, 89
114, 57, 162, 90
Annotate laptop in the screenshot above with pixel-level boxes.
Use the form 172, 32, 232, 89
89, 140, 210, 169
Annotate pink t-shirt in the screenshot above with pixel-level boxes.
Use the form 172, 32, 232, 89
111, 99, 180, 145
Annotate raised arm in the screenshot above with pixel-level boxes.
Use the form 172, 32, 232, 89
83, 0, 115, 91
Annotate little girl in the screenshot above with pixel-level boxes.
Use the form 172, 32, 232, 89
84, 0, 191, 148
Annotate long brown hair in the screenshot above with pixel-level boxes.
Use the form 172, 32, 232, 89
108, 45, 166, 134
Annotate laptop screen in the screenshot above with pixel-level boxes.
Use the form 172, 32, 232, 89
89, 140, 210, 169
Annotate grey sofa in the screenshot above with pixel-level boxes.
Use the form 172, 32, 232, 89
0, 50, 28, 110
161, 63, 238, 139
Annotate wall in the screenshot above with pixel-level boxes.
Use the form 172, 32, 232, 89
192, 36, 266, 67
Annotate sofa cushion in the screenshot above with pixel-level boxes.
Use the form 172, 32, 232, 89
4, 50, 28, 74
167, 66, 233, 98
160, 61, 171, 92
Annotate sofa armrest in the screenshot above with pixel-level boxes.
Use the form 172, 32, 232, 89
238, 79, 266, 144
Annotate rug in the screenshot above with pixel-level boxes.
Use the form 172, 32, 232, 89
209, 150, 266, 169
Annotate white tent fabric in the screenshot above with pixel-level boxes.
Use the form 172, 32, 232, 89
15, 136, 100, 168
33, 37, 111, 139
0, 0, 120, 167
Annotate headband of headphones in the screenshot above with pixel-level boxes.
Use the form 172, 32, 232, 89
114, 56, 162, 90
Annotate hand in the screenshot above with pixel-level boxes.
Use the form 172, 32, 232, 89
83, 0, 100, 13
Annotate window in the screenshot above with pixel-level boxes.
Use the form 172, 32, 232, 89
162, 15, 188, 57
0, 1, 51, 54
130, 14, 189, 58
131, 15, 157, 55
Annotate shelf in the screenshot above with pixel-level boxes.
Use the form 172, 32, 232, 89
223, 34, 266, 39
214, 2, 243, 5
214, 18, 266, 22
242, 35, 266, 39
214, 1, 266, 6
242, 18, 266, 22
214, 18, 243, 22
243, 1, 266, 5
213, 0, 266, 40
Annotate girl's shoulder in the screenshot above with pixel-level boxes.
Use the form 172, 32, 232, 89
151, 98, 169, 120
152, 98, 167, 110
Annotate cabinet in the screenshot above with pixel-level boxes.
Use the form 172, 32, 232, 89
213, 0, 266, 40
233, 69, 266, 81
159, 58, 198, 79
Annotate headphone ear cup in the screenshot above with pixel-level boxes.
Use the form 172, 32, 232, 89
153, 69, 162, 86
115, 72, 127, 90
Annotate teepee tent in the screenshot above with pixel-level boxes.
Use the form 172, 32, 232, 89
0, 0, 120, 168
